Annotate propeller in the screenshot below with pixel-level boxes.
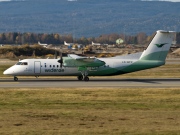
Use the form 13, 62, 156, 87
57, 51, 63, 68
54, 50, 57, 59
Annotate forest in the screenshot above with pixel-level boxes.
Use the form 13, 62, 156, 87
0, 32, 179, 46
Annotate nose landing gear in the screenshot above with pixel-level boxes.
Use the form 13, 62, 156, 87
14, 76, 18, 81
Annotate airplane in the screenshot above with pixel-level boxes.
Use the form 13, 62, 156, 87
92, 41, 101, 46
3, 30, 175, 81
38, 41, 48, 47
38, 41, 48, 46
64, 41, 83, 49
64, 41, 73, 47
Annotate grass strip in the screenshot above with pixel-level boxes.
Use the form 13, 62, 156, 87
0, 87, 179, 134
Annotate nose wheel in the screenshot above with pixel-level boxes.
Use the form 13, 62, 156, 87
14, 76, 18, 81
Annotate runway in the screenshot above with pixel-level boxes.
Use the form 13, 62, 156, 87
0, 78, 180, 88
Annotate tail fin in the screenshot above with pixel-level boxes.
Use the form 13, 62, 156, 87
140, 30, 175, 61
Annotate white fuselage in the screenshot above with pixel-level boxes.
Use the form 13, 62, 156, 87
38, 41, 48, 46
3, 58, 138, 77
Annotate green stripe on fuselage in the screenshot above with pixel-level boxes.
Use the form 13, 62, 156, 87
88, 60, 165, 76
64, 51, 167, 76
120, 60, 164, 73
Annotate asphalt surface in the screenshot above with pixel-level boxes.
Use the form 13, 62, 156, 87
0, 78, 180, 88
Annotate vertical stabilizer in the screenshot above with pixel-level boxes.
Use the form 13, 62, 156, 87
140, 30, 175, 61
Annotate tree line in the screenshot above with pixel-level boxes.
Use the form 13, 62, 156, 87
0, 32, 179, 45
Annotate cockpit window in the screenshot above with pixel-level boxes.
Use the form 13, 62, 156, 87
22, 62, 28, 65
16, 62, 22, 65
16, 62, 28, 65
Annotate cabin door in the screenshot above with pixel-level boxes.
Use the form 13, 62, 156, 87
34, 61, 41, 74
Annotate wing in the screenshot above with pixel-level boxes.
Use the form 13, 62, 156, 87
65, 54, 105, 67
68, 54, 95, 62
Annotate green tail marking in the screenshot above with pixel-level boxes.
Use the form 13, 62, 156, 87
155, 43, 167, 48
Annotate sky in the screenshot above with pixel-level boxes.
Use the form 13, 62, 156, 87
0, 0, 180, 1
0, 0, 25, 1
141, 0, 180, 1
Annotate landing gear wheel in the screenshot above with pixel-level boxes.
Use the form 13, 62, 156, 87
77, 75, 83, 81
14, 76, 18, 81
84, 76, 89, 81
80, 70, 89, 81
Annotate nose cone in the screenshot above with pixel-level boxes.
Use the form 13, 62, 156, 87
3, 68, 13, 75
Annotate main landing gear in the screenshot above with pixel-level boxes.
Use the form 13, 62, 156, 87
77, 75, 89, 81
14, 76, 18, 81
84, 76, 89, 81
77, 71, 89, 81
77, 75, 83, 81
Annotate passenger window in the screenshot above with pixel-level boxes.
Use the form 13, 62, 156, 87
53, 65, 55, 68
45, 65, 47, 68
50, 65, 51, 68
57, 65, 59, 68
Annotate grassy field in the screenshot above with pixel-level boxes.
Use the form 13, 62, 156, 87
0, 65, 11, 76
0, 88, 179, 134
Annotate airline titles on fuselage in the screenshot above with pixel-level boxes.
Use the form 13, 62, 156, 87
122, 61, 133, 64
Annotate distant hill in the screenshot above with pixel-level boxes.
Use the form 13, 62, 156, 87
0, 0, 179, 37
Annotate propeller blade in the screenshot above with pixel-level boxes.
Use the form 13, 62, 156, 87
54, 50, 57, 59
57, 51, 63, 68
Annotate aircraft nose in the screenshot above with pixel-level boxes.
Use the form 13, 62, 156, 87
3, 68, 13, 75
